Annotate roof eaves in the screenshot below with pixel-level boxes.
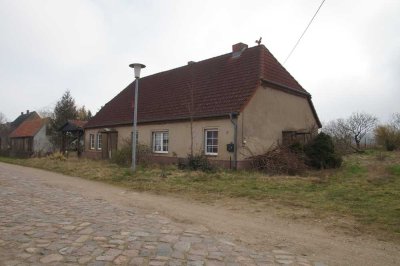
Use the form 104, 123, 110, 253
307, 97, 322, 128
261, 79, 311, 97
84, 113, 235, 129
262, 46, 305, 91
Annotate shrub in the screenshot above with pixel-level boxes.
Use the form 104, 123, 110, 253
374, 125, 400, 151
111, 138, 152, 167
304, 132, 342, 169
178, 153, 215, 172
48, 152, 66, 161
111, 145, 131, 166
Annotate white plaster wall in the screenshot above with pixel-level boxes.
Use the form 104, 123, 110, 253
33, 125, 53, 153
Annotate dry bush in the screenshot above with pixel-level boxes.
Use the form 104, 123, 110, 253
111, 138, 151, 167
48, 152, 66, 161
178, 153, 215, 172
249, 145, 307, 175
374, 125, 400, 151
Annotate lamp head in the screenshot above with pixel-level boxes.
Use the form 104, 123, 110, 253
129, 63, 146, 78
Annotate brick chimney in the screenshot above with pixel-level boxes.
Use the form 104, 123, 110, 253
26, 110, 29, 114
232, 42, 248, 58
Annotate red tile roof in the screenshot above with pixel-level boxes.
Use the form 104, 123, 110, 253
85, 45, 313, 129
9, 118, 45, 138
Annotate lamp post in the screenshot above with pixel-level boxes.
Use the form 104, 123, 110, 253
129, 63, 146, 171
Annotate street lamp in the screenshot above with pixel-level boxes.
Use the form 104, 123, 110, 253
129, 63, 146, 171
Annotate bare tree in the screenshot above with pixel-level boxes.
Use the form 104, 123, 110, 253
323, 112, 378, 152
345, 112, 378, 149
0, 112, 6, 124
37, 107, 54, 119
323, 119, 350, 140
77, 105, 92, 121
391, 112, 400, 130
322, 119, 353, 153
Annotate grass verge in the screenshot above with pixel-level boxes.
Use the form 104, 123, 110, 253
1, 151, 399, 238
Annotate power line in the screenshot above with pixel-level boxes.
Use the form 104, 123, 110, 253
283, 0, 326, 65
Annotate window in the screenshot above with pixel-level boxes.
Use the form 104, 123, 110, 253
131, 131, 139, 146
89, 134, 95, 150
205, 129, 218, 155
152, 131, 168, 153
97, 133, 102, 150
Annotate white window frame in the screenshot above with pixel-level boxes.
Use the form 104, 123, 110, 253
204, 129, 218, 155
152, 131, 168, 153
97, 133, 102, 150
89, 134, 95, 150
131, 131, 139, 146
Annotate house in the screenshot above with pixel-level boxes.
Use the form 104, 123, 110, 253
84, 43, 321, 169
9, 115, 53, 157
0, 110, 40, 152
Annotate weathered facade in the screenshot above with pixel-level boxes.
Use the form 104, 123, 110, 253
0, 111, 40, 153
9, 116, 53, 157
84, 43, 321, 168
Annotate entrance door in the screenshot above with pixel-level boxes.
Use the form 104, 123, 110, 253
101, 132, 118, 159
108, 132, 118, 159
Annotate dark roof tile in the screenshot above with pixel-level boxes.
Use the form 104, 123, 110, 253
85, 45, 309, 128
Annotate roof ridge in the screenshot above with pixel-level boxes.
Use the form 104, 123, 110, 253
258, 45, 266, 80
138, 45, 262, 82
261, 45, 306, 92
94, 45, 264, 119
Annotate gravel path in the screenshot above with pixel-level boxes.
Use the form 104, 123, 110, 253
0, 163, 320, 266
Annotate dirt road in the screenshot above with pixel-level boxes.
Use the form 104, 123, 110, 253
1, 162, 399, 265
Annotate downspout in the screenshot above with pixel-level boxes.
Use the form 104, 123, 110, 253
229, 112, 238, 170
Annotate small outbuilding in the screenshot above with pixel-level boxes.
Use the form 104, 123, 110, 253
9, 117, 52, 157
59, 120, 87, 157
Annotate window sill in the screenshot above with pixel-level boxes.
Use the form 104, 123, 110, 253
153, 151, 168, 154
205, 153, 218, 156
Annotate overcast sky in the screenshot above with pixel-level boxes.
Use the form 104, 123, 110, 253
0, 0, 399, 124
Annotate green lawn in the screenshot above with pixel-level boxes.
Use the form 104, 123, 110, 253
1, 150, 399, 237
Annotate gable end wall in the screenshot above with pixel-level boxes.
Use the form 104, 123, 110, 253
33, 125, 53, 154
238, 85, 318, 160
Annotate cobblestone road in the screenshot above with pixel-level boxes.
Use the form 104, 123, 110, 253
0, 163, 319, 265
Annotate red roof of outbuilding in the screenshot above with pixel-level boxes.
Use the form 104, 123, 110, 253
85, 45, 313, 129
9, 118, 44, 138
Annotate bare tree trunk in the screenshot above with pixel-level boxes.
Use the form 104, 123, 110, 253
355, 138, 360, 149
